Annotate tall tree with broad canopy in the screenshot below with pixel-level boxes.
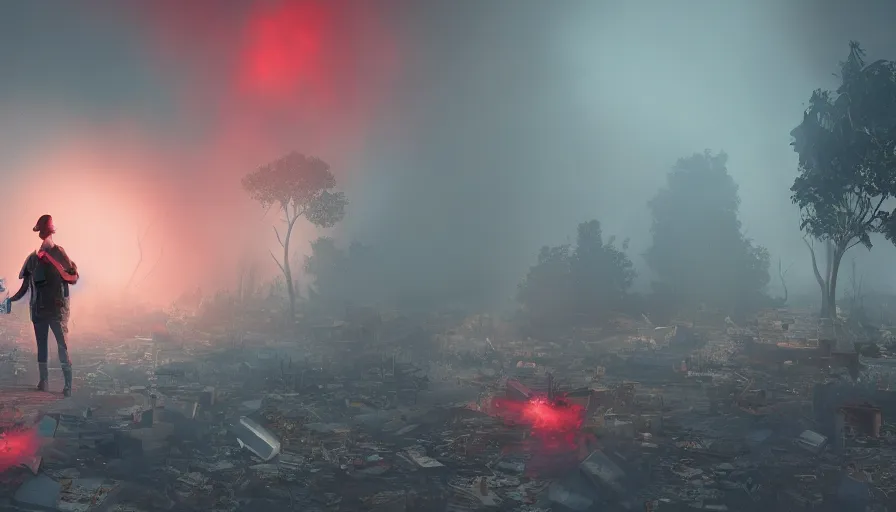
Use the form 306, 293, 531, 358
790, 41, 896, 319
645, 151, 770, 317
242, 152, 347, 318
518, 219, 635, 330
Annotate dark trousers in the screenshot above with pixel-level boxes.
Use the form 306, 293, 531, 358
33, 319, 71, 366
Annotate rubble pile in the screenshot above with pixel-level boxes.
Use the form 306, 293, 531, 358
1, 307, 896, 511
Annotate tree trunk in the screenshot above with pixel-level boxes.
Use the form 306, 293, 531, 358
283, 224, 295, 319
777, 258, 789, 304
245, 264, 258, 302
804, 239, 829, 318
827, 242, 847, 321
824, 241, 834, 318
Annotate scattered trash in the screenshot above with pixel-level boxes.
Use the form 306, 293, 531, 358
0, 305, 893, 510
230, 416, 281, 461
795, 430, 828, 454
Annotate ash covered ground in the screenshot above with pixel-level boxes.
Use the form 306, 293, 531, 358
2, 303, 896, 512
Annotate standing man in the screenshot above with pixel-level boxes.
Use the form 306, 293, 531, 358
9, 214, 79, 397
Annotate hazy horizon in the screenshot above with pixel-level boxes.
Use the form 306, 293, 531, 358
2, 0, 896, 313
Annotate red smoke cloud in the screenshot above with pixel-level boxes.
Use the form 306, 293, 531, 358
140, 0, 400, 161
144, 0, 402, 268
1, 0, 401, 321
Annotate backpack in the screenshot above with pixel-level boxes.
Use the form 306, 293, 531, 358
32, 252, 68, 314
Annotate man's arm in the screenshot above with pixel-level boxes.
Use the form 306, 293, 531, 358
9, 279, 28, 302
10, 256, 31, 302
61, 247, 79, 284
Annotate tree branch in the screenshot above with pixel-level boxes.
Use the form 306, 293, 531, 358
803, 237, 827, 290
273, 226, 285, 248
126, 222, 163, 291
125, 231, 146, 291
269, 250, 286, 274
778, 258, 792, 303
865, 195, 887, 229
846, 239, 863, 252
139, 247, 164, 285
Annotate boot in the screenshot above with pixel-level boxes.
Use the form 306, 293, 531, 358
61, 364, 72, 397
36, 362, 48, 392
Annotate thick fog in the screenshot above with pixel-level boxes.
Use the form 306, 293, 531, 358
340, 0, 896, 305
2, 0, 896, 313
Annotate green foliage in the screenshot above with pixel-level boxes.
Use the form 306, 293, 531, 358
517, 244, 575, 328
242, 151, 348, 319
518, 220, 635, 328
790, 42, 896, 316
645, 150, 770, 315
571, 220, 637, 313
791, 42, 896, 250
242, 152, 348, 228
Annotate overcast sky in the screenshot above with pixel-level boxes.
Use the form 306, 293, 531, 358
1, 0, 895, 305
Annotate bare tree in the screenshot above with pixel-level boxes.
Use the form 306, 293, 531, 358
236, 256, 260, 303
245, 262, 259, 302
777, 257, 794, 304
126, 223, 164, 292
138, 247, 164, 286
236, 257, 248, 302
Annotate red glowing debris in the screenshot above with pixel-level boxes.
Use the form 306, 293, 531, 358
523, 398, 585, 431
491, 396, 585, 433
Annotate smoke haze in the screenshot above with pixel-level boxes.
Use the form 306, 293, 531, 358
2, 0, 896, 317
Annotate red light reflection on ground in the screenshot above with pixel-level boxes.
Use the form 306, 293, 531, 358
0, 429, 39, 472
488, 395, 595, 478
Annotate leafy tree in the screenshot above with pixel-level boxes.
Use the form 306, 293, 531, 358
242, 152, 348, 318
571, 220, 636, 320
645, 151, 770, 317
303, 237, 347, 308
304, 237, 382, 315
790, 42, 896, 318
518, 219, 635, 329
518, 244, 574, 329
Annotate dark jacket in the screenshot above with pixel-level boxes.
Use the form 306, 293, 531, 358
11, 246, 77, 323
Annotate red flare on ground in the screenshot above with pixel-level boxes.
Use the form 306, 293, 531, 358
0, 430, 39, 472
491, 396, 585, 433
